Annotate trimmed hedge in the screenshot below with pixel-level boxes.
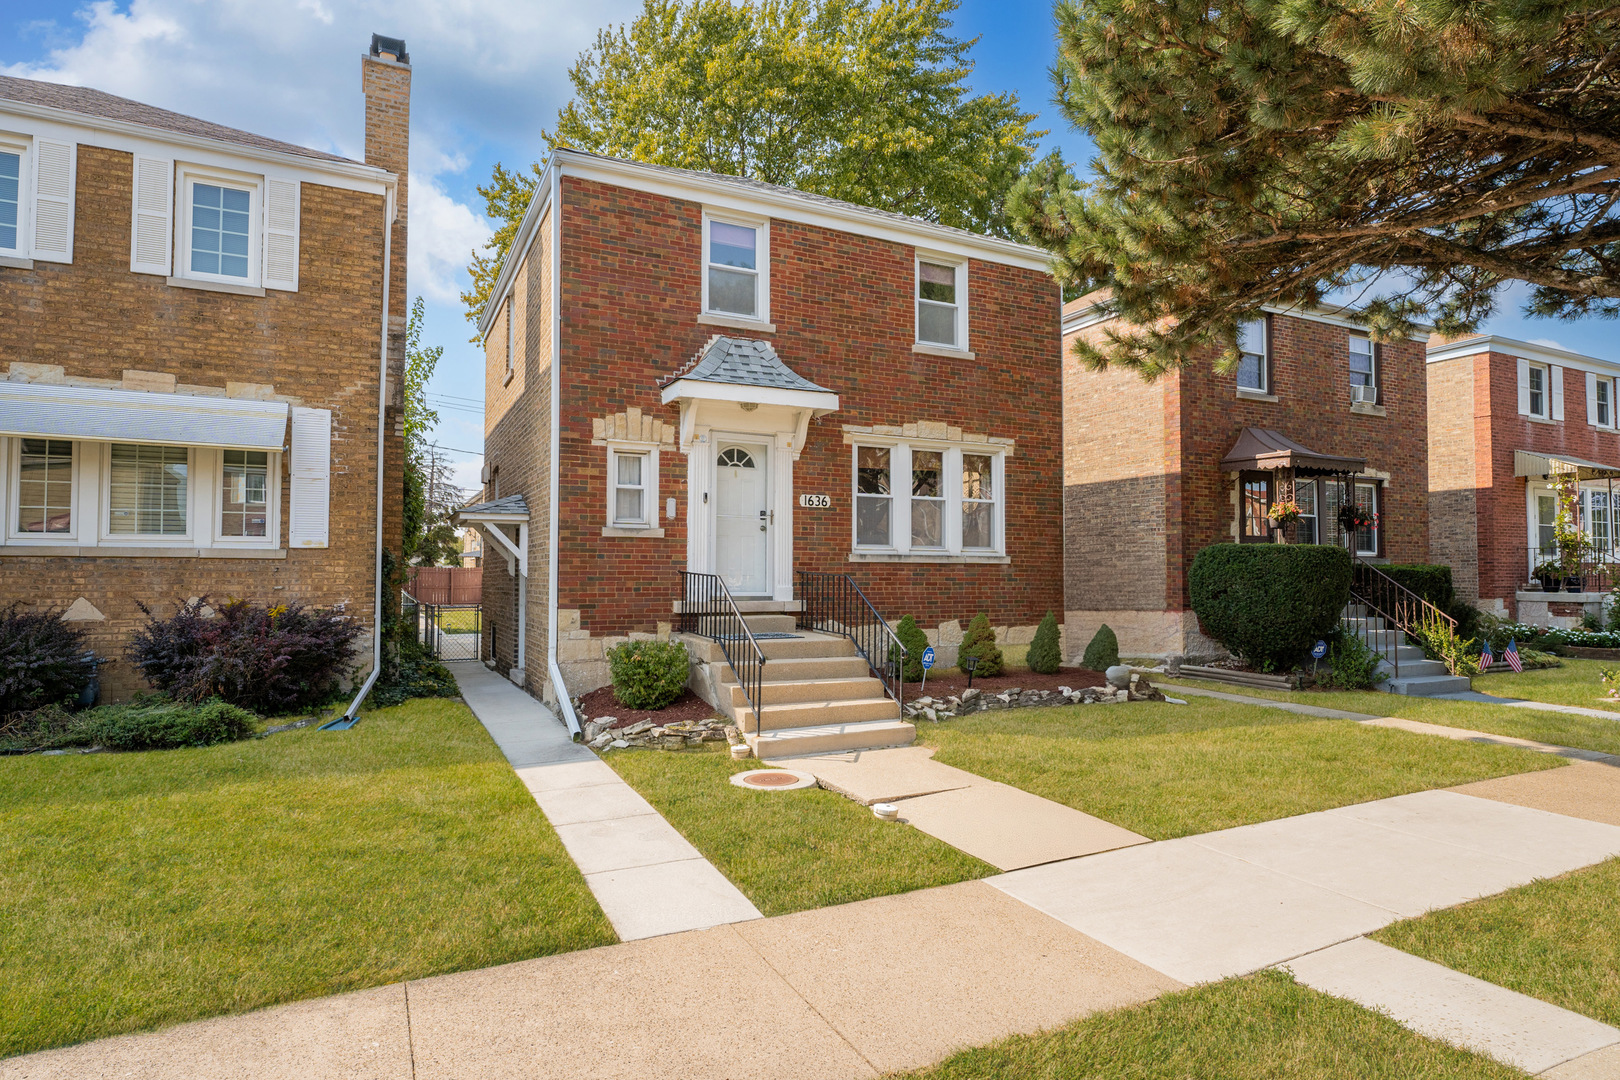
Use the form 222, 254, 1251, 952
1082, 624, 1120, 671
1027, 612, 1062, 674
1382, 564, 1455, 612
1189, 544, 1353, 671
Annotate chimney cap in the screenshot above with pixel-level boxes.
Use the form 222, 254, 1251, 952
369, 33, 409, 64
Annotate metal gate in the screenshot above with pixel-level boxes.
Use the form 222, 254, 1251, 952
403, 590, 483, 662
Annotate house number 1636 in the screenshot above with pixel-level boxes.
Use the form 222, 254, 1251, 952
798, 494, 832, 509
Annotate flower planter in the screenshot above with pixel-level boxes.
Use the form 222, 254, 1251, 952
1564, 576, 1585, 592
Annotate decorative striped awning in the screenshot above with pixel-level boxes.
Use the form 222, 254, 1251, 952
1220, 427, 1365, 475
0, 381, 288, 451
1513, 450, 1620, 480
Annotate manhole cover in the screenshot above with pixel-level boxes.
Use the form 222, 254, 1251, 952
730, 768, 817, 791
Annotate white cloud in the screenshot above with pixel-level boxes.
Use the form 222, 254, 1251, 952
409, 168, 492, 304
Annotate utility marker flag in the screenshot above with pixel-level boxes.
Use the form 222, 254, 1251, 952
1478, 640, 1494, 670
1505, 638, 1523, 673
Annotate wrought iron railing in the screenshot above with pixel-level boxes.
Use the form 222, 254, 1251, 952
1528, 548, 1617, 593
795, 571, 906, 707
1345, 556, 1456, 679
677, 571, 767, 730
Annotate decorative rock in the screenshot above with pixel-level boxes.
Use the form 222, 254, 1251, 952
922, 707, 939, 723
610, 739, 630, 749
1105, 665, 1133, 689
961, 688, 980, 702
589, 732, 613, 750
623, 720, 656, 737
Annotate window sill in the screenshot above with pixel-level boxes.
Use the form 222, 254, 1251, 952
1350, 401, 1387, 417
0, 254, 35, 270
698, 313, 776, 334
167, 276, 267, 298
601, 526, 665, 538
0, 545, 287, 559
1236, 389, 1278, 403
1525, 415, 1557, 426
912, 343, 976, 361
848, 551, 1010, 565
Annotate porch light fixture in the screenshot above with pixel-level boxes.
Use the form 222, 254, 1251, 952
739, 401, 759, 411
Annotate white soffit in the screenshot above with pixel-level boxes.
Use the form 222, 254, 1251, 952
0, 382, 289, 450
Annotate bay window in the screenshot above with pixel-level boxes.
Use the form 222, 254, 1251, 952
1295, 479, 1318, 544
852, 442, 1004, 557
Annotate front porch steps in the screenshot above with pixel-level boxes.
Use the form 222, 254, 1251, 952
1342, 608, 1472, 697
678, 617, 914, 757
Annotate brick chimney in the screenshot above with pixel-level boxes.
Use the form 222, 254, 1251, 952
363, 33, 410, 554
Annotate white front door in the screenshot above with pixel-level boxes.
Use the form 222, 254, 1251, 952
714, 440, 770, 596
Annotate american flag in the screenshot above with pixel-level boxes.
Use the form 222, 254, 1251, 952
1479, 641, 1494, 670
1505, 639, 1523, 673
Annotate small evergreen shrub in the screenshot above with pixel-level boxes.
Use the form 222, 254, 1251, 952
0, 703, 85, 752
958, 613, 1004, 677
893, 615, 931, 682
607, 640, 691, 710
369, 636, 459, 708
1316, 633, 1386, 690
1027, 611, 1062, 674
1, 604, 95, 717
1189, 544, 1352, 671
127, 598, 361, 713
1081, 624, 1120, 671
83, 697, 257, 751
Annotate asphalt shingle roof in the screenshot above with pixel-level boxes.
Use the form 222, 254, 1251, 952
0, 74, 360, 166
664, 336, 832, 394
456, 494, 530, 518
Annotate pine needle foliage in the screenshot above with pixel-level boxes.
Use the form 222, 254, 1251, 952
1081, 624, 1119, 672
958, 613, 1004, 677
1028, 611, 1063, 674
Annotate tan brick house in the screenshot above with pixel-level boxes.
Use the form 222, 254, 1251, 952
459, 150, 1061, 755
1427, 334, 1620, 625
1062, 293, 1431, 660
0, 35, 409, 701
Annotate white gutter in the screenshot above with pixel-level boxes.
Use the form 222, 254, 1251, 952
343, 180, 395, 720
545, 162, 583, 741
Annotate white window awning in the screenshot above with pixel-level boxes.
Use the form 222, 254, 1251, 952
1514, 450, 1620, 481
0, 382, 289, 451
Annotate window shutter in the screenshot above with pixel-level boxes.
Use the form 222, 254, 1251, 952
1589, 371, 1600, 427
263, 178, 299, 291
130, 157, 173, 275
1551, 365, 1565, 421
30, 139, 75, 263
288, 406, 331, 549
1517, 358, 1531, 416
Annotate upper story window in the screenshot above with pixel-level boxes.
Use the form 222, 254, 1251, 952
184, 177, 256, 283
916, 258, 965, 349
1528, 361, 1548, 418
703, 215, 766, 321
1236, 318, 1268, 394
0, 148, 20, 255
1349, 334, 1377, 404
129, 158, 297, 291
1589, 371, 1614, 428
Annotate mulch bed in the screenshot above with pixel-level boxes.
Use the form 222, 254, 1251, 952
575, 687, 721, 729
904, 667, 1107, 697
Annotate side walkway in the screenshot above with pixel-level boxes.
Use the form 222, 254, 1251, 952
450, 662, 761, 940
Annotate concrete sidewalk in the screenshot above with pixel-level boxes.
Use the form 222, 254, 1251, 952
450, 662, 761, 940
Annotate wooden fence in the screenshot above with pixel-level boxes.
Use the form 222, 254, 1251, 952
405, 566, 483, 605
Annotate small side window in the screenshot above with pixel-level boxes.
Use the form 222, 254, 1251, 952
1349, 335, 1376, 404
611, 450, 649, 527
1237, 318, 1267, 393
0, 147, 22, 255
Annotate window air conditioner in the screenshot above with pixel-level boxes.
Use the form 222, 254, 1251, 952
1351, 385, 1378, 405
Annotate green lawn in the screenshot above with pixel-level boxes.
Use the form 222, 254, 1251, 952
606, 744, 993, 916
1162, 676, 1620, 757
434, 608, 482, 633
1374, 857, 1620, 1027
919, 697, 1560, 839
0, 698, 614, 1059
1476, 657, 1620, 714
897, 969, 1524, 1080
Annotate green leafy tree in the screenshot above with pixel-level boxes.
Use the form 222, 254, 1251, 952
402, 298, 466, 566
462, 0, 1042, 327
1027, 610, 1063, 674
1081, 624, 1119, 672
1012, 0, 1620, 377
958, 613, 1004, 677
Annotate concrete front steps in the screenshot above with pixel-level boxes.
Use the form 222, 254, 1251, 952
1342, 610, 1472, 697
679, 614, 915, 758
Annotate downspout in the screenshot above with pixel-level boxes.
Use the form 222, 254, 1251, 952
544, 160, 583, 740
342, 180, 395, 720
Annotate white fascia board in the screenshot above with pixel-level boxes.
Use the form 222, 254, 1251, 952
1061, 299, 1433, 341
475, 158, 557, 339
1426, 334, 1618, 373
558, 151, 1052, 272
1061, 303, 1115, 335
659, 378, 840, 413
0, 101, 394, 197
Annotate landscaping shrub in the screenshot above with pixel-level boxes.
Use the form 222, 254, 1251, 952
1316, 633, 1386, 690
369, 636, 459, 708
83, 696, 257, 751
1189, 543, 1352, 671
893, 615, 931, 682
1, 604, 94, 717
958, 613, 1004, 677
1027, 611, 1062, 674
1382, 564, 1456, 612
0, 704, 85, 752
606, 639, 691, 709
1409, 610, 1482, 678
127, 598, 361, 714
1081, 624, 1120, 671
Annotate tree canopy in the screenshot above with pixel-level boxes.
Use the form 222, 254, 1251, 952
462, 0, 1041, 328
1011, 0, 1620, 377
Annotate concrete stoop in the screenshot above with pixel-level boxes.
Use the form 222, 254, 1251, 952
678, 616, 914, 758
1341, 611, 1472, 697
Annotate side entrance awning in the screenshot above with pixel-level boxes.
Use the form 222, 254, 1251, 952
1513, 450, 1620, 481
1221, 427, 1366, 475
0, 381, 289, 451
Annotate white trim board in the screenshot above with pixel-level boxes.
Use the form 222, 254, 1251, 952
1062, 299, 1433, 342
1427, 334, 1620, 374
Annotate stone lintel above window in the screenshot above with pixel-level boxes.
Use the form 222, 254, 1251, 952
841, 419, 1015, 456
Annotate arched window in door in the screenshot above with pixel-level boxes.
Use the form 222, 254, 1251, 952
717, 447, 756, 470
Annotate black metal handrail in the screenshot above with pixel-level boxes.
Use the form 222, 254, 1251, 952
795, 571, 905, 708
677, 571, 767, 731
1346, 556, 1457, 679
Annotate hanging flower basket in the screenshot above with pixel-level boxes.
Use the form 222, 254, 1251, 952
1338, 504, 1376, 532
1266, 500, 1302, 528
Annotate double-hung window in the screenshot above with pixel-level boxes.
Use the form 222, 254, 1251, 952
1349, 335, 1376, 404
855, 447, 893, 547
611, 449, 649, 527
16, 438, 73, 535
1241, 473, 1271, 542
1590, 372, 1614, 428
108, 444, 189, 536
1236, 318, 1268, 394
1295, 480, 1318, 544
962, 453, 995, 549
1587, 488, 1612, 558
910, 450, 945, 548
1527, 363, 1548, 418
916, 259, 965, 349
220, 450, 270, 538
852, 443, 1004, 557
1354, 482, 1379, 556
0, 145, 20, 256
704, 215, 766, 321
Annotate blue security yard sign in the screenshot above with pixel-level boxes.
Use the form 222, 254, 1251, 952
920, 645, 936, 693
1311, 640, 1328, 659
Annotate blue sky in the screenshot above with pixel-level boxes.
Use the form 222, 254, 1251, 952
5, 0, 1609, 491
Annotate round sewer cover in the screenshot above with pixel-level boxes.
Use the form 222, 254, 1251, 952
730, 768, 818, 791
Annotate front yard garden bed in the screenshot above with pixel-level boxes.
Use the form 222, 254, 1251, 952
905, 666, 1105, 698
575, 686, 720, 729
905, 671, 1163, 722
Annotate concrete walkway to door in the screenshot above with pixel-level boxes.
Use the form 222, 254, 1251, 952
449, 662, 761, 940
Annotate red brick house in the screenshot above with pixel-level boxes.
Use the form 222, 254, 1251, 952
0, 36, 409, 701
459, 150, 1061, 755
1062, 293, 1431, 660
1427, 334, 1620, 625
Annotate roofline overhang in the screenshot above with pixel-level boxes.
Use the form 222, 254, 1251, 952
453, 511, 530, 524
659, 378, 840, 414
1061, 298, 1434, 342
1427, 334, 1616, 372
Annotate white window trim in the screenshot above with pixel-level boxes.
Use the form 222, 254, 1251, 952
604, 442, 662, 537
210, 449, 282, 548
3, 436, 80, 544
0, 135, 28, 259
914, 252, 968, 351
1353, 480, 1379, 557
701, 208, 770, 326
1527, 360, 1550, 420
850, 440, 1005, 558
175, 163, 263, 288
1591, 372, 1615, 429
1236, 317, 1268, 395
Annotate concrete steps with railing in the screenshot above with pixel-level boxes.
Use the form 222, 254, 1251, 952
1341, 606, 1472, 696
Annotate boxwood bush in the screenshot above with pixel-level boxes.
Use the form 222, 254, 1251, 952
1189, 544, 1352, 671
607, 640, 691, 710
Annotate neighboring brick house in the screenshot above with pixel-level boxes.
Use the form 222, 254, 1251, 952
1062, 293, 1431, 660
0, 36, 409, 700
1427, 334, 1620, 625
459, 150, 1061, 750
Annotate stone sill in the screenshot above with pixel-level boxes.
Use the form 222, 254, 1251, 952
601, 526, 665, 538
1517, 590, 1606, 602
698, 313, 776, 334
0, 545, 287, 559
1236, 390, 1278, 403
1525, 415, 1557, 426
0, 254, 35, 270
848, 551, 1010, 565
912, 343, 976, 361
1350, 401, 1387, 417
167, 276, 267, 297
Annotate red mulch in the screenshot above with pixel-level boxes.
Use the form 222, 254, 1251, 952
906, 667, 1107, 697
576, 687, 721, 728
